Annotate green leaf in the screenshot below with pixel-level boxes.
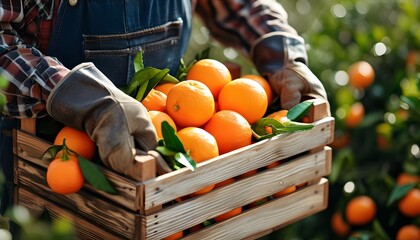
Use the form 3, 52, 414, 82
125, 67, 161, 97
161, 121, 186, 153
287, 101, 314, 121
42, 145, 64, 160
155, 146, 178, 156
174, 152, 196, 171
78, 156, 118, 195
387, 183, 415, 206
135, 68, 170, 102
133, 51, 144, 73
251, 118, 314, 141
372, 219, 391, 240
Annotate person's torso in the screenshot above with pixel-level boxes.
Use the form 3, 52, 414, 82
19, 0, 193, 87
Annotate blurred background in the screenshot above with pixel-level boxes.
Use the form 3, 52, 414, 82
1, 0, 419, 239
186, 0, 420, 239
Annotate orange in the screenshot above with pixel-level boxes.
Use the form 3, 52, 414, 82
154, 82, 176, 95
141, 88, 167, 112
237, 169, 258, 180
396, 225, 420, 240
46, 154, 85, 195
267, 161, 281, 169
242, 74, 274, 104
166, 80, 215, 128
345, 195, 376, 226
177, 127, 219, 197
397, 173, 420, 186
54, 126, 96, 160
348, 61, 375, 89
344, 102, 365, 128
265, 110, 288, 134
273, 185, 297, 198
330, 131, 351, 149
331, 211, 350, 237
214, 207, 242, 222
177, 127, 219, 163
148, 110, 177, 139
218, 78, 268, 124
162, 231, 184, 240
215, 178, 236, 189
204, 110, 252, 155
398, 188, 420, 217
186, 59, 232, 99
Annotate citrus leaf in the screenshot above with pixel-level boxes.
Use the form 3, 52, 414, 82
126, 67, 161, 97
161, 121, 185, 153
387, 183, 415, 206
133, 51, 144, 73
78, 156, 118, 195
155, 146, 178, 156
174, 152, 196, 171
287, 100, 314, 121
42, 145, 63, 160
162, 73, 180, 84
251, 118, 314, 141
372, 219, 391, 240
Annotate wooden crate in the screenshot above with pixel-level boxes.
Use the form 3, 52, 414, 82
13, 99, 334, 240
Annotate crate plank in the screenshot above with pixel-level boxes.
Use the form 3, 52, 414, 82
14, 129, 145, 211
17, 187, 125, 240
142, 117, 334, 210
16, 159, 138, 239
143, 147, 331, 239
182, 178, 329, 240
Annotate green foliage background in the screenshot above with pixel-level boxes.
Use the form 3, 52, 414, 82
187, 0, 420, 239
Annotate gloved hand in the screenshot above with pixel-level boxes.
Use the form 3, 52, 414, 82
47, 63, 159, 181
268, 61, 330, 113
252, 33, 330, 116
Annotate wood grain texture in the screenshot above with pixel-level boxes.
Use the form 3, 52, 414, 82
142, 117, 334, 211
16, 159, 138, 239
17, 187, 125, 240
14, 129, 143, 211
142, 148, 331, 239
174, 178, 328, 240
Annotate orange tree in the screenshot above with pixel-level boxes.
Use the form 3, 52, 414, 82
187, 0, 420, 239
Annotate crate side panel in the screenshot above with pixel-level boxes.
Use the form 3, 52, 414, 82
183, 178, 329, 240
144, 149, 331, 239
17, 187, 126, 240
143, 117, 334, 210
15, 130, 140, 211
16, 159, 137, 239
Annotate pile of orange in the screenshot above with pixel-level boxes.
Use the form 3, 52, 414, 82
147, 58, 273, 158
142, 59, 280, 225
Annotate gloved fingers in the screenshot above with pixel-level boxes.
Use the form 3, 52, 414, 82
280, 84, 303, 110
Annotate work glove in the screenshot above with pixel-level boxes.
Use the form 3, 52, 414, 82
47, 63, 159, 181
252, 33, 330, 116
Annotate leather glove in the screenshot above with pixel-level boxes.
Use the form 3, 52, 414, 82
47, 63, 159, 181
252, 33, 330, 116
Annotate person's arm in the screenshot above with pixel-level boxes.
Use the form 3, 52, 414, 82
0, 1, 70, 118
195, 0, 329, 113
0, 2, 158, 181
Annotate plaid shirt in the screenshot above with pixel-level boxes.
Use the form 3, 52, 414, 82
1, 0, 296, 118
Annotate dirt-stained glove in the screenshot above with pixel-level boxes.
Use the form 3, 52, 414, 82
252, 33, 330, 115
47, 63, 159, 181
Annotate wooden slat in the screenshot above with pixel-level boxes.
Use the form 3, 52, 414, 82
143, 148, 331, 239
17, 187, 125, 240
20, 118, 36, 134
182, 178, 329, 240
16, 159, 138, 239
14, 129, 143, 211
142, 117, 334, 211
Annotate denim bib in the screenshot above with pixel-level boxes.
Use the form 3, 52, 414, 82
47, 0, 192, 87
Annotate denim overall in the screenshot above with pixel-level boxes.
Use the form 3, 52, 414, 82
0, 0, 192, 213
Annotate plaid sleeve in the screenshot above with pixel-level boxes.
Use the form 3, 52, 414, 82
0, 2, 69, 119
195, 0, 299, 55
